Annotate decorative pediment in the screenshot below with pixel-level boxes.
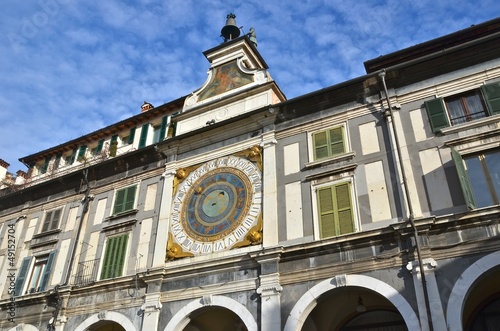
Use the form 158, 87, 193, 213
183, 37, 270, 112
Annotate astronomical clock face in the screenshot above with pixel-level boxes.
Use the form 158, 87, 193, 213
169, 155, 262, 256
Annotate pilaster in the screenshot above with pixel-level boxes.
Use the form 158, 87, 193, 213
407, 258, 447, 331
151, 166, 177, 267
140, 292, 163, 331
253, 247, 283, 331
260, 134, 278, 248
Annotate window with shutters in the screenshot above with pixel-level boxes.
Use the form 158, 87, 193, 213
40, 209, 62, 233
452, 148, 500, 209
311, 125, 347, 161
315, 180, 356, 239
14, 251, 56, 296
100, 234, 129, 280
112, 185, 137, 215
425, 82, 500, 132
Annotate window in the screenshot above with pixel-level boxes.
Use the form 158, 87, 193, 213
152, 125, 161, 144
100, 234, 129, 280
14, 251, 56, 296
91, 139, 105, 156
312, 126, 346, 161
316, 181, 355, 238
41, 209, 62, 233
453, 148, 500, 209
64, 148, 78, 165
112, 185, 137, 215
425, 82, 500, 132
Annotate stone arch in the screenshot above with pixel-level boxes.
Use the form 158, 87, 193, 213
73, 310, 137, 331
164, 295, 257, 331
446, 250, 500, 331
283, 274, 420, 331
8, 324, 39, 331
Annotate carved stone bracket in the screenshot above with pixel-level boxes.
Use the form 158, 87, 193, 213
406, 259, 437, 274
97, 310, 107, 320
141, 292, 163, 312
201, 295, 213, 306
334, 274, 347, 287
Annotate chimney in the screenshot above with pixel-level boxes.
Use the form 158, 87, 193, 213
0, 159, 10, 182
15, 170, 28, 185
141, 101, 154, 113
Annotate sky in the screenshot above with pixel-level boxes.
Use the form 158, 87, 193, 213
0, 0, 498, 173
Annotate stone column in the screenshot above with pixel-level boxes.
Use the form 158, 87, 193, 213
407, 258, 447, 331
254, 248, 283, 331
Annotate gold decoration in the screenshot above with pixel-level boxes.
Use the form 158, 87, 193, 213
165, 232, 194, 261
175, 168, 187, 180
234, 145, 263, 171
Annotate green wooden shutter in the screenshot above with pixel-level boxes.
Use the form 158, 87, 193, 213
38, 251, 56, 292
482, 82, 500, 115
41, 210, 53, 232
329, 127, 345, 156
101, 234, 129, 280
317, 182, 354, 238
49, 209, 61, 231
128, 128, 136, 144
41, 156, 50, 174
335, 182, 354, 235
113, 186, 136, 214
123, 186, 137, 212
77, 146, 87, 162
425, 98, 450, 132
96, 139, 104, 154
138, 124, 149, 149
113, 189, 126, 215
54, 153, 62, 169
318, 186, 336, 238
313, 131, 329, 160
159, 115, 169, 141
69, 148, 78, 164
451, 148, 476, 210
15, 256, 33, 296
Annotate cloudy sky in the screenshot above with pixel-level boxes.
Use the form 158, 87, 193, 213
0, 0, 497, 172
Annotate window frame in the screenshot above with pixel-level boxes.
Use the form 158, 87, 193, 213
40, 208, 63, 233
308, 123, 349, 163
311, 178, 358, 240
453, 147, 500, 209
112, 185, 138, 215
425, 81, 500, 132
14, 251, 56, 296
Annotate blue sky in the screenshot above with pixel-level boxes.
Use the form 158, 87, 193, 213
0, 0, 497, 173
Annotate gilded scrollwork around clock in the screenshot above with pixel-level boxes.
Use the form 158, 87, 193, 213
166, 147, 263, 260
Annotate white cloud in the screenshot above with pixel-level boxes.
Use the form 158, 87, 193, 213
0, 0, 497, 172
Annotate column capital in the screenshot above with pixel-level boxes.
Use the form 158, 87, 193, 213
141, 292, 163, 312
406, 258, 437, 274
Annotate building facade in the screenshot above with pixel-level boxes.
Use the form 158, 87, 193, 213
0, 16, 499, 331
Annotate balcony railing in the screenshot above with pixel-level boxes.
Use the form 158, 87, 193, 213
23, 145, 138, 188
73, 258, 100, 286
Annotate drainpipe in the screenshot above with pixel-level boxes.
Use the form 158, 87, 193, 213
47, 169, 93, 331
378, 70, 434, 331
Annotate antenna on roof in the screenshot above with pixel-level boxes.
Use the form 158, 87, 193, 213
221, 13, 241, 42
